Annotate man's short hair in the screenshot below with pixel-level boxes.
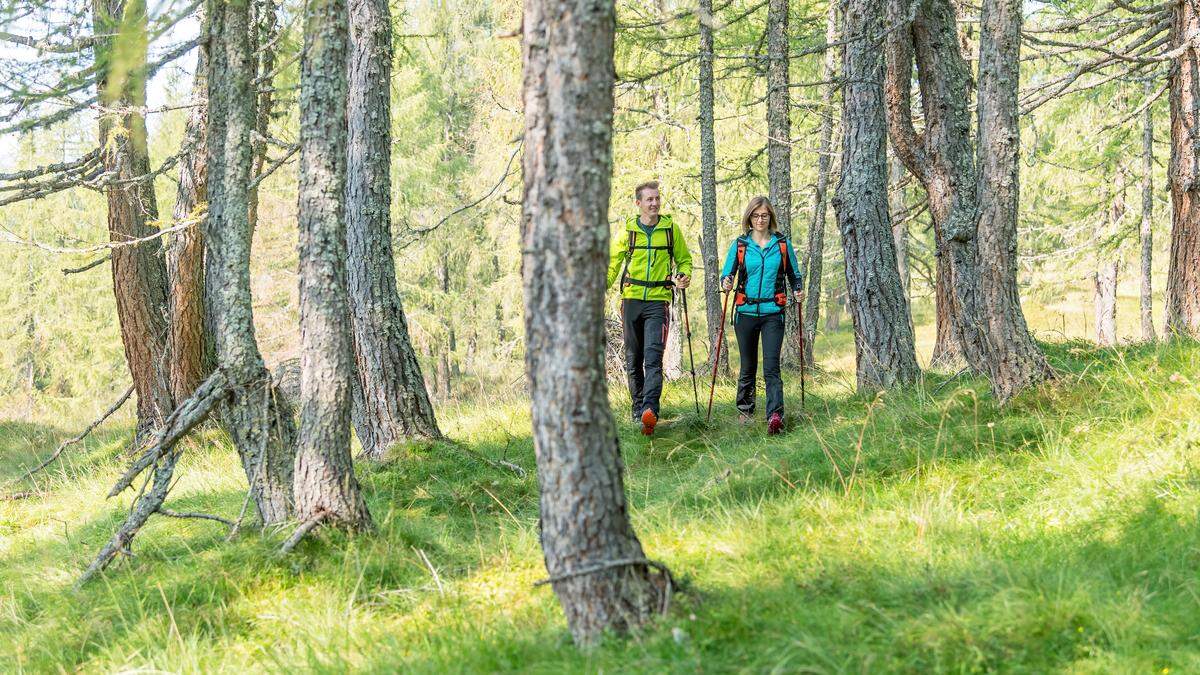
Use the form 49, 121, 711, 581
634, 180, 659, 201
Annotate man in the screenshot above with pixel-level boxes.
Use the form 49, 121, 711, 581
606, 181, 692, 436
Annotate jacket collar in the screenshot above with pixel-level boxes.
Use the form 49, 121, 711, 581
626, 214, 672, 231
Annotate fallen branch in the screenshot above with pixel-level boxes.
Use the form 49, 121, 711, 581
157, 507, 235, 528
9, 384, 133, 486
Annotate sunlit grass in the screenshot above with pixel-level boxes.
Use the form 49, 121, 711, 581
2, 303, 1199, 672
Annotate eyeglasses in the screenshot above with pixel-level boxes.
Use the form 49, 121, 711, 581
750, 214, 771, 221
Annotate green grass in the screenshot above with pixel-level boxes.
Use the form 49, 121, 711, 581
2, 325, 1199, 672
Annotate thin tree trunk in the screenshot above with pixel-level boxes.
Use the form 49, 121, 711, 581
94, 0, 173, 437
1094, 175, 1121, 347
1166, 0, 1200, 337
802, 1, 838, 367
836, 0, 920, 391
205, 0, 296, 525
768, 0, 802, 364
1141, 79, 1157, 341
889, 151, 911, 299
521, 0, 669, 645
974, 0, 1052, 399
247, 0, 278, 232
347, 0, 440, 458
166, 41, 211, 402
293, 0, 371, 530
698, 0, 726, 374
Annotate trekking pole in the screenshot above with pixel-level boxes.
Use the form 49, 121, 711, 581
680, 288, 701, 414
797, 296, 806, 409
706, 289, 732, 422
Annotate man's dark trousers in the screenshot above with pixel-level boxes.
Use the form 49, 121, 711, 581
623, 298, 669, 419
734, 311, 785, 419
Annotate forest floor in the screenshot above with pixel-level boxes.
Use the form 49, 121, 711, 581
1, 299, 1198, 673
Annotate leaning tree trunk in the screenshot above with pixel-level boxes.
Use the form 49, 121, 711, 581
802, 0, 838, 367
293, 0, 371, 530
699, 0, 726, 374
204, 0, 297, 525
167, 42, 212, 402
346, 0, 440, 459
1141, 80, 1156, 341
835, 0, 920, 391
974, 0, 1052, 398
94, 0, 173, 437
521, 0, 670, 645
1166, 0, 1200, 337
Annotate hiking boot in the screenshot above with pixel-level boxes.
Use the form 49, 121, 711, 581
641, 408, 658, 436
767, 412, 784, 435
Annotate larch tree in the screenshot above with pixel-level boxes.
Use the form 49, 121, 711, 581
204, 0, 297, 525
293, 0, 371, 529
698, 0, 726, 373
93, 0, 173, 436
166, 43, 211, 403
835, 0, 920, 391
974, 0, 1053, 398
521, 0, 670, 645
1165, 0, 1200, 337
1140, 80, 1156, 342
801, 0, 838, 367
1094, 169, 1123, 347
346, 0, 441, 459
767, 0, 801, 362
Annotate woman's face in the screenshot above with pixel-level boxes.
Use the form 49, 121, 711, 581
750, 206, 772, 234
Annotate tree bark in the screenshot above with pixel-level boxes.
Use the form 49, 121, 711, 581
1141, 80, 1157, 342
975, 0, 1052, 398
93, 0, 173, 436
293, 0, 371, 530
802, 1, 838, 367
205, 0, 297, 525
698, 0, 726, 374
247, 0, 278, 233
521, 0, 669, 645
1094, 174, 1122, 347
346, 0, 441, 459
835, 0, 921, 391
1166, 0, 1200, 337
166, 38, 211, 403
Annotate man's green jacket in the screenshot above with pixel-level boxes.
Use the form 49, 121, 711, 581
606, 214, 693, 302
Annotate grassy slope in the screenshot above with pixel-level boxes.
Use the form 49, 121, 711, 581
1, 310, 1199, 673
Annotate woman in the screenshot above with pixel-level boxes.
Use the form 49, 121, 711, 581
720, 196, 803, 435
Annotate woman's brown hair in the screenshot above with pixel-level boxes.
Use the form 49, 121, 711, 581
740, 195, 777, 234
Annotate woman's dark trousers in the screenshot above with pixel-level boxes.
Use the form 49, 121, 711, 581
734, 311, 785, 419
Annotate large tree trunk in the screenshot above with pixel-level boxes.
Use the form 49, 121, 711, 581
1166, 0, 1200, 337
835, 0, 920, 391
166, 43, 211, 403
94, 0, 173, 437
1141, 80, 1156, 342
293, 0, 371, 529
884, 0, 985, 374
698, 0, 726, 374
347, 0, 440, 459
205, 0, 297, 525
521, 0, 669, 645
802, 1, 838, 367
974, 0, 1052, 398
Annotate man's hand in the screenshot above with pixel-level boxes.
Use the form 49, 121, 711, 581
673, 274, 691, 290
720, 276, 734, 292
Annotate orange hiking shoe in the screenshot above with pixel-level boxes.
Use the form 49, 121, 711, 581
641, 408, 658, 436
767, 412, 783, 435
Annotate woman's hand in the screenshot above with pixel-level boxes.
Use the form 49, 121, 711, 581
794, 289, 804, 303
721, 276, 734, 292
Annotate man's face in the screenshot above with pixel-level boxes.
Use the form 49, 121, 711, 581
636, 188, 660, 220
